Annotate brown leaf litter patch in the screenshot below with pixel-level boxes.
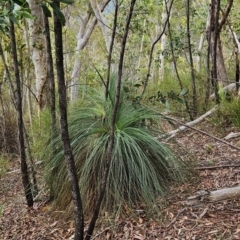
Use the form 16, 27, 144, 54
1, 121, 240, 239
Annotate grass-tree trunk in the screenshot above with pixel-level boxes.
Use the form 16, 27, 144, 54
9, 17, 33, 207
85, 0, 136, 239
53, 3, 84, 240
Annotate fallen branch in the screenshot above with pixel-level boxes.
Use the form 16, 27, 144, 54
158, 114, 240, 152
186, 186, 240, 206
162, 105, 218, 137
167, 208, 187, 228
145, 104, 240, 151
224, 132, 240, 140
195, 164, 240, 170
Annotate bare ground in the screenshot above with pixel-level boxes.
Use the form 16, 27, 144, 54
1, 120, 240, 239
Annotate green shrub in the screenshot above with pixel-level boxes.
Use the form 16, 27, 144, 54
0, 154, 10, 178
218, 96, 240, 127
44, 76, 188, 218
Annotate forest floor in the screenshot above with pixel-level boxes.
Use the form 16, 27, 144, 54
1, 119, 240, 239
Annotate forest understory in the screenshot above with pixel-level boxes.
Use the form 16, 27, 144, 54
1, 119, 240, 240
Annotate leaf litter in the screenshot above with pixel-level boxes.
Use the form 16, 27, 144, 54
1, 121, 240, 239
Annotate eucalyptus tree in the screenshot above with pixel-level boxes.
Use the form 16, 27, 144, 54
69, 0, 110, 101
8, 3, 34, 207
186, 0, 197, 117
27, 0, 48, 110
52, 0, 85, 238
206, 0, 233, 88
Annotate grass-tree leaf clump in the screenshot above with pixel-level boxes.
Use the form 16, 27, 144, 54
45, 83, 187, 218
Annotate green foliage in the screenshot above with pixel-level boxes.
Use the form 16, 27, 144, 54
30, 109, 52, 160
218, 96, 240, 127
44, 76, 187, 218
0, 154, 10, 178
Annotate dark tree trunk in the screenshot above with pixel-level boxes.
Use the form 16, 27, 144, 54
206, 0, 233, 88
53, 3, 84, 240
211, 0, 221, 103
186, 0, 197, 117
9, 17, 33, 207
43, 13, 56, 131
236, 50, 240, 92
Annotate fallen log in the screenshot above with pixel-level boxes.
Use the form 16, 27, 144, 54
161, 105, 218, 137
186, 186, 240, 206
195, 164, 240, 170
224, 132, 240, 140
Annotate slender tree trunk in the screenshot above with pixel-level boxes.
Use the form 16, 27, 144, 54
167, 3, 193, 120
53, 3, 84, 240
159, 0, 172, 81
90, 0, 110, 52
27, 0, 47, 110
9, 17, 33, 207
70, 0, 110, 101
23, 19, 34, 134
196, 33, 205, 72
206, 0, 233, 87
85, 0, 136, 239
137, 19, 146, 70
231, 31, 240, 92
211, 0, 221, 103
43, 12, 56, 130
0, 85, 8, 153
141, 0, 174, 97
186, 0, 197, 117
106, 0, 118, 99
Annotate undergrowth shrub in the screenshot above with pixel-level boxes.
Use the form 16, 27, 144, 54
30, 109, 52, 160
44, 77, 191, 219
0, 100, 18, 154
0, 154, 10, 178
144, 70, 207, 118
218, 96, 240, 127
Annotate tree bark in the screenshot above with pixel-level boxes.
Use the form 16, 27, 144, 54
70, 0, 110, 101
90, 0, 110, 52
158, 0, 172, 81
53, 3, 84, 239
187, 186, 240, 206
167, 3, 193, 120
206, 0, 233, 87
43, 11, 56, 131
27, 0, 48, 110
186, 0, 197, 117
9, 17, 33, 207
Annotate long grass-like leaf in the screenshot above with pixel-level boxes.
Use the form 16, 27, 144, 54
44, 80, 187, 218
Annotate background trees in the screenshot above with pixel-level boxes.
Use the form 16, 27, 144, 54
1, 0, 240, 239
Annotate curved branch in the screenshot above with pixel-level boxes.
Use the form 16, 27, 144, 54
218, 0, 233, 31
